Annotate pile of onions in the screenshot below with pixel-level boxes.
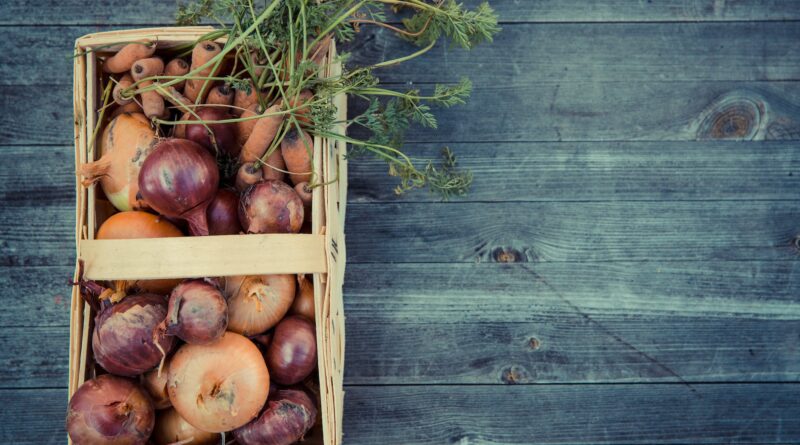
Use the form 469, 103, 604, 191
266, 315, 317, 385
180, 107, 240, 157
138, 139, 219, 236
141, 356, 172, 409
234, 389, 317, 445
152, 408, 220, 445
223, 274, 295, 336
93, 293, 175, 376
239, 180, 304, 233
96, 211, 183, 294
207, 188, 242, 235
168, 332, 270, 432
79, 113, 158, 212
290, 275, 315, 321
67, 374, 155, 445
164, 279, 228, 344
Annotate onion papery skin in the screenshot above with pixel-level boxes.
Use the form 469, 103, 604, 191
266, 315, 317, 385
224, 274, 295, 336
168, 331, 270, 433
141, 357, 172, 409
239, 180, 304, 234
152, 408, 220, 445
289, 275, 315, 321
93, 293, 175, 377
233, 389, 317, 445
165, 279, 228, 344
67, 374, 155, 445
79, 113, 158, 212
181, 108, 240, 157
96, 211, 183, 294
207, 189, 242, 235
138, 138, 219, 236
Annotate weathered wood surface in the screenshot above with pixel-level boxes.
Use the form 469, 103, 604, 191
3, 0, 799, 25
4, 385, 800, 444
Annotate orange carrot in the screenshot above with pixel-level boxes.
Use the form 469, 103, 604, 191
206, 84, 234, 106
233, 81, 259, 116
236, 103, 260, 147
112, 74, 134, 105
261, 149, 286, 182
280, 129, 313, 185
184, 41, 222, 103
239, 104, 283, 164
285, 90, 313, 126
164, 58, 190, 91
139, 80, 165, 119
235, 162, 264, 192
131, 57, 164, 81
103, 41, 156, 73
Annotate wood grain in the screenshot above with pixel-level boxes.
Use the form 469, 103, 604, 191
0, 327, 68, 388
6, 23, 800, 86
3, 0, 799, 25
5, 385, 800, 444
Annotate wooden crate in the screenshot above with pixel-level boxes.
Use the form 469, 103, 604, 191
70, 27, 347, 445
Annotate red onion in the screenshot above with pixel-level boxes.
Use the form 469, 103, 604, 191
207, 188, 242, 235
233, 389, 317, 445
164, 279, 227, 344
138, 138, 220, 236
266, 315, 317, 385
183, 107, 239, 157
93, 293, 175, 376
290, 275, 315, 322
239, 180, 304, 233
67, 374, 155, 445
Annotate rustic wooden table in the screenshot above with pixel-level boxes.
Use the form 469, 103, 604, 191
1, 1, 800, 443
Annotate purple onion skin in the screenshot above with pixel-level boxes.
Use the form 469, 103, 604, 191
266, 315, 317, 385
165, 280, 228, 344
93, 294, 175, 376
239, 180, 304, 234
67, 374, 155, 445
207, 188, 243, 235
184, 108, 240, 157
233, 389, 317, 445
138, 138, 220, 236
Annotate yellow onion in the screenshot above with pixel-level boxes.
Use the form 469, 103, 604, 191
141, 356, 172, 410
223, 275, 295, 336
152, 408, 220, 445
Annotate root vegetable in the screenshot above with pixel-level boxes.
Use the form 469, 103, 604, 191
239, 104, 283, 164
239, 180, 304, 234
261, 149, 287, 182
207, 188, 242, 235
223, 274, 295, 336
280, 128, 313, 184
236, 102, 260, 146
167, 332, 270, 433
131, 57, 164, 81
164, 279, 228, 345
236, 162, 263, 192
233, 389, 317, 445
103, 41, 156, 73
266, 315, 317, 385
152, 408, 220, 445
139, 80, 166, 119
142, 355, 173, 409
290, 275, 315, 322
110, 101, 142, 119
164, 58, 190, 91
113, 74, 134, 105
233, 80, 259, 115
184, 40, 222, 103
181, 107, 239, 157
206, 84, 234, 106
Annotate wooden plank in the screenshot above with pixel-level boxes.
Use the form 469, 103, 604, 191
0, 327, 68, 388
6, 23, 800, 86
5, 385, 800, 444
4, 200, 800, 266
6, 80, 800, 146
3, 0, 799, 25
5, 140, 800, 205
0, 266, 72, 327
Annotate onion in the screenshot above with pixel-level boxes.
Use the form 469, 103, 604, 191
239, 180, 304, 233
168, 331, 270, 432
138, 139, 220, 236
233, 389, 317, 445
79, 113, 158, 212
93, 293, 175, 376
223, 274, 295, 336
207, 188, 242, 235
152, 408, 220, 445
266, 315, 317, 385
289, 275, 315, 321
164, 280, 227, 344
181, 108, 239, 157
141, 356, 172, 409
97, 211, 183, 294
67, 374, 155, 445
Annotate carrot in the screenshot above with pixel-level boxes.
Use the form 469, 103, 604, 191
184, 40, 223, 103
285, 90, 313, 126
103, 41, 156, 74
173, 111, 190, 138
113, 74, 134, 105
131, 57, 164, 81
236, 103, 260, 146
139, 80, 165, 119
160, 86, 191, 108
233, 81, 259, 116
206, 84, 234, 106
110, 101, 142, 119
235, 162, 264, 192
164, 58, 190, 91
280, 128, 313, 185
239, 104, 283, 163
261, 149, 286, 182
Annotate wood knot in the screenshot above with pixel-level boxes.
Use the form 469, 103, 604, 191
696, 92, 767, 140
500, 366, 529, 384
492, 247, 524, 263
528, 337, 541, 350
